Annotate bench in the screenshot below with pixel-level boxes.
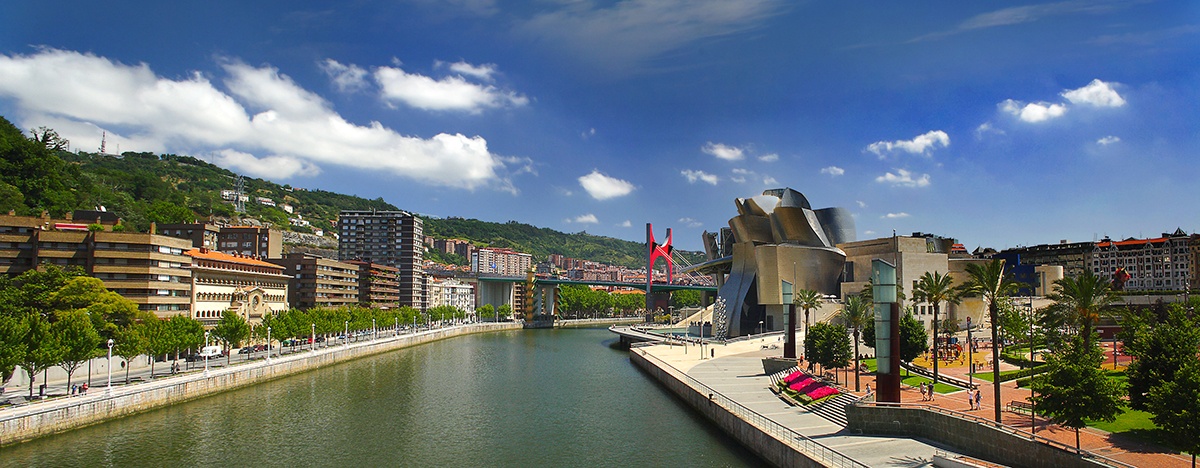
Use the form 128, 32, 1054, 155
1006, 400, 1033, 414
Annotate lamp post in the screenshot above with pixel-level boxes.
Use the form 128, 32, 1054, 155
311, 323, 316, 351
106, 339, 114, 395
967, 316, 973, 389
759, 320, 764, 336
345, 321, 349, 347
266, 327, 272, 363
1029, 293, 1036, 432
372, 318, 376, 341
203, 331, 210, 377
394, 317, 398, 337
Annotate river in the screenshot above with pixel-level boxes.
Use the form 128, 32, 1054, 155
0, 327, 758, 467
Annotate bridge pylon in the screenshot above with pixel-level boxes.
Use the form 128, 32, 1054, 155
646, 223, 674, 313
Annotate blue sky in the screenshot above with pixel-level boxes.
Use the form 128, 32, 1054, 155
2, 1, 1197, 252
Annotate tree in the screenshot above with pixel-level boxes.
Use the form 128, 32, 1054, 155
212, 310, 250, 366
1124, 305, 1200, 410
1042, 270, 1118, 351
497, 304, 513, 321
19, 314, 64, 397
0, 315, 28, 386
53, 309, 101, 391
898, 312, 928, 364
1146, 358, 1200, 467
477, 304, 496, 322
960, 259, 1023, 423
804, 322, 852, 379
113, 324, 147, 384
793, 289, 822, 342
1030, 337, 1124, 450
670, 289, 701, 308
167, 314, 204, 360
836, 294, 871, 391
913, 271, 962, 387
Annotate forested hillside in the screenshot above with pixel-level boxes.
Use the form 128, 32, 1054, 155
0, 116, 701, 268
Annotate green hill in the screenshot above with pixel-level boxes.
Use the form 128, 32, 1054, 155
0, 116, 700, 269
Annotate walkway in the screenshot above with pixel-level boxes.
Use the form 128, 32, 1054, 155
642, 337, 965, 467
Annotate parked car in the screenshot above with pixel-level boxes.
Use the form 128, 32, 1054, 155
198, 345, 223, 358
237, 346, 254, 354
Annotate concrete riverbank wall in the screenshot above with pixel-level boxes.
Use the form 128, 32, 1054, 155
629, 348, 834, 468
0, 323, 521, 446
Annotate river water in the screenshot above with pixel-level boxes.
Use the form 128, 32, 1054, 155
1, 327, 758, 467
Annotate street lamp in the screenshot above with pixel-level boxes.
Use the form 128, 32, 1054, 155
311, 323, 316, 351
1029, 293, 1036, 432
372, 318, 376, 341
203, 331, 210, 377
266, 326, 272, 363
394, 316, 398, 337
345, 321, 349, 347
759, 320, 764, 336
106, 338, 114, 395
967, 316, 973, 389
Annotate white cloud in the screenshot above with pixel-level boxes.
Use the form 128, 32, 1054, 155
581, 127, 596, 139
875, 169, 931, 188
1062, 79, 1125, 107
678, 217, 703, 228
436, 60, 497, 81
762, 176, 778, 185
212, 149, 321, 179
618, 220, 632, 228
0, 48, 515, 190
681, 169, 719, 185
1097, 135, 1121, 145
820, 166, 845, 177
1000, 99, 1067, 123
864, 230, 876, 236
702, 142, 744, 161
758, 153, 779, 162
374, 64, 527, 113
883, 212, 910, 219
573, 213, 599, 224
578, 170, 635, 200
856, 200, 867, 208
975, 121, 1007, 139
866, 130, 950, 158
319, 59, 368, 93
517, 0, 783, 73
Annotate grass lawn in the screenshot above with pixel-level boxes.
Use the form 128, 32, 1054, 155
863, 359, 958, 393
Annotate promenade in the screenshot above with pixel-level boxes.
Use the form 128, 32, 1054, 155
634, 334, 1190, 467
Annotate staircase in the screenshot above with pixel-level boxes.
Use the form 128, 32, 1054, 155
805, 393, 857, 427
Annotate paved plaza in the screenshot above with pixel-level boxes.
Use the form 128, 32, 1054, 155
641, 335, 1191, 467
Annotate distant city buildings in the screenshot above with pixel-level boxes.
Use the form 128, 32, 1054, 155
348, 260, 401, 309
427, 277, 475, 313
218, 226, 282, 259
472, 247, 532, 277
1089, 229, 1195, 292
272, 253, 359, 310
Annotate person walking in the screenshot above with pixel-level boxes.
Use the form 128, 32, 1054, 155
967, 389, 974, 410
974, 388, 982, 411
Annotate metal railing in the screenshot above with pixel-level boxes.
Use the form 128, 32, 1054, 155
858, 401, 1136, 468
636, 349, 868, 468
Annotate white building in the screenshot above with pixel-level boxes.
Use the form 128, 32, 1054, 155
187, 248, 290, 328
427, 278, 475, 315
1089, 229, 1194, 292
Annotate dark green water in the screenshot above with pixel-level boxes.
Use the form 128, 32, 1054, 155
1, 328, 758, 467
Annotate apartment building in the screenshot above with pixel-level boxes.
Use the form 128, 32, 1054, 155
472, 247, 532, 277
158, 222, 221, 251
347, 260, 400, 309
0, 213, 194, 318
218, 226, 282, 259
1089, 229, 1195, 292
337, 210, 424, 309
186, 248, 289, 327
272, 253, 360, 310
427, 277, 475, 313
998, 240, 1095, 279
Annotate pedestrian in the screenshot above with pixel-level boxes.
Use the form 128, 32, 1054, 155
919, 382, 926, 401
974, 388, 982, 410
966, 389, 973, 410
866, 383, 872, 396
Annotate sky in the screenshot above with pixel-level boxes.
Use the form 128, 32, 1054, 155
1, 1, 1198, 252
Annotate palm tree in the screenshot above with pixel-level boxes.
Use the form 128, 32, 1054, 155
1043, 270, 1118, 350
912, 271, 962, 387
836, 294, 871, 391
793, 289, 822, 343
960, 259, 1023, 423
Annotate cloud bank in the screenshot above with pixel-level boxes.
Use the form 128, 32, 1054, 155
578, 170, 635, 200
